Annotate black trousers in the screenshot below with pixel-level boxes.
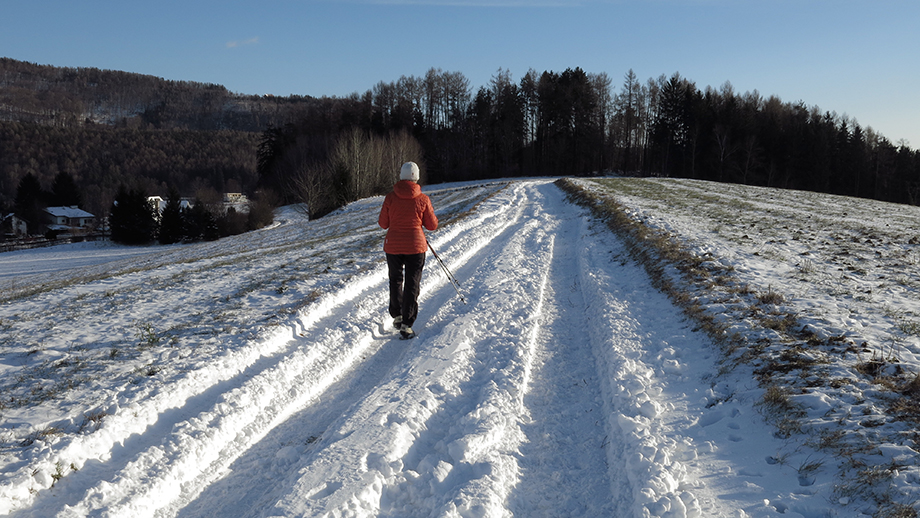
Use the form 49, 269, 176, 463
386, 252, 426, 328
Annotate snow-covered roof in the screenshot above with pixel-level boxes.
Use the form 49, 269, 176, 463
45, 206, 95, 218
150, 198, 194, 212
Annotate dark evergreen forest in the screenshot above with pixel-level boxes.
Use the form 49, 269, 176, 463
3, 58, 919, 226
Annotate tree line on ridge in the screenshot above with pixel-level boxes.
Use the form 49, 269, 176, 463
259, 67, 920, 217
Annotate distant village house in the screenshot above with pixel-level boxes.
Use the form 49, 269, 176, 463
147, 196, 194, 221
2, 213, 29, 238
43, 206, 96, 236
2, 207, 97, 238
223, 193, 250, 214
146, 193, 249, 219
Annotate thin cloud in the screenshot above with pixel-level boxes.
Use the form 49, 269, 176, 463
226, 37, 260, 49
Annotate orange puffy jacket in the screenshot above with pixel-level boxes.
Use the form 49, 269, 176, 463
378, 180, 438, 255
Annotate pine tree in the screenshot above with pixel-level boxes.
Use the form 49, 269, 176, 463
182, 201, 218, 242
158, 186, 184, 244
110, 186, 157, 244
49, 171, 82, 207
14, 173, 47, 233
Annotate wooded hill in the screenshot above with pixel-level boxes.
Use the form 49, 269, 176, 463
0, 57, 316, 131
0, 57, 328, 217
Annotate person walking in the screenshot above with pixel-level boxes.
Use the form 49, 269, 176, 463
378, 161, 438, 339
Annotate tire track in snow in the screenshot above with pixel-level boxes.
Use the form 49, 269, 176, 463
171, 184, 533, 517
16, 271, 393, 518
509, 189, 615, 516
262, 181, 556, 517
575, 215, 705, 517
10, 183, 528, 517
3, 214, 398, 516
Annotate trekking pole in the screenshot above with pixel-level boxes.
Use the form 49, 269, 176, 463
427, 238, 466, 304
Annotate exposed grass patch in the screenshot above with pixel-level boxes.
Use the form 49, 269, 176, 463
80, 409, 109, 432
755, 383, 817, 441
896, 319, 920, 337
20, 426, 64, 447
135, 321, 162, 348
757, 288, 785, 306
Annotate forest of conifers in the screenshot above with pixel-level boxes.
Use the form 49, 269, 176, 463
2, 57, 919, 223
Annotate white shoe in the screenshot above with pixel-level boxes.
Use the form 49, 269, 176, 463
399, 324, 416, 340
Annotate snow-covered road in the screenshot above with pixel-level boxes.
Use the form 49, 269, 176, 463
3, 179, 850, 517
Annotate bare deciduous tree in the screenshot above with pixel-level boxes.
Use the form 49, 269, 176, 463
290, 129, 424, 219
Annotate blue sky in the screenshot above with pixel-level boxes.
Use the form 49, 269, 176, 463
2, 0, 918, 147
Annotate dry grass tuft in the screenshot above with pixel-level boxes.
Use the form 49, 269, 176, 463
757, 288, 785, 306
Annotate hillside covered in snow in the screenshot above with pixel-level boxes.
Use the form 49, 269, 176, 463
1, 178, 920, 517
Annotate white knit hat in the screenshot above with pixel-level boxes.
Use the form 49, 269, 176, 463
400, 161, 420, 182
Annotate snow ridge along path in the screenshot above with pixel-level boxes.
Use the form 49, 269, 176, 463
2, 179, 854, 517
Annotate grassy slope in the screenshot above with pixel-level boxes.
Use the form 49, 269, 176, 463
559, 177, 920, 516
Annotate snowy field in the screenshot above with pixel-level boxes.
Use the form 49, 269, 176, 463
0, 241, 162, 281
0, 178, 918, 517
